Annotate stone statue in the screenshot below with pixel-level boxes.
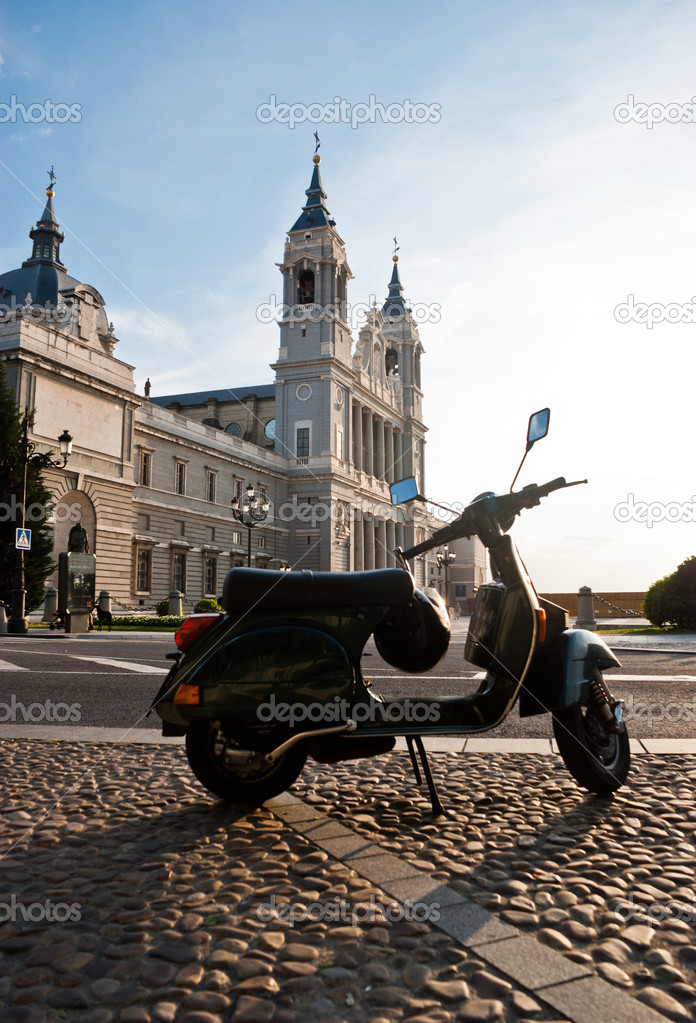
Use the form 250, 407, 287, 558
68, 523, 90, 554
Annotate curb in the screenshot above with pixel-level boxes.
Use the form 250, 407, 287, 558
1, 726, 695, 754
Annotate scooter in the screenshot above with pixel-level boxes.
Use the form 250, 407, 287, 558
151, 409, 629, 815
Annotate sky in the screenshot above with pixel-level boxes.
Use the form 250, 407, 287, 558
1, 0, 695, 592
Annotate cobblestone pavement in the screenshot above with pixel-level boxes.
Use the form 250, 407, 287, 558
0, 740, 694, 1023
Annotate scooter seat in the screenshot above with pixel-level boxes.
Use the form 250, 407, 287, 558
221, 567, 414, 612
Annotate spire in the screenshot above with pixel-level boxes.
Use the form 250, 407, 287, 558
382, 253, 407, 316
23, 167, 66, 270
289, 152, 336, 232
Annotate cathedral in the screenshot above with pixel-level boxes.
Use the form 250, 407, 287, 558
0, 154, 484, 611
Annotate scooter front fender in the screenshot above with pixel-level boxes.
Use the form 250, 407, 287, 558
519, 629, 621, 717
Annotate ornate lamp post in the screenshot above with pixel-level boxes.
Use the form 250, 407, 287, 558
231, 483, 269, 567
6, 415, 73, 634
436, 544, 456, 610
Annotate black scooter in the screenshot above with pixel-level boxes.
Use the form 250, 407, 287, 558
151, 409, 629, 814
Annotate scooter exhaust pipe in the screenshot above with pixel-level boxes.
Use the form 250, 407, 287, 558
223, 720, 357, 767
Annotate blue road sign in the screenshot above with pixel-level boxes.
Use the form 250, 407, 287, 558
15, 528, 31, 550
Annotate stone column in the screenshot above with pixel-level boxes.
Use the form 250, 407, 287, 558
394, 430, 403, 480
384, 423, 395, 484
352, 400, 363, 471
364, 515, 375, 570
374, 418, 385, 480
385, 520, 396, 565
363, 409, 374, 478
353, 510, 364, 571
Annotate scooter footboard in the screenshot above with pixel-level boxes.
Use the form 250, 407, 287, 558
519, 629, 621, 717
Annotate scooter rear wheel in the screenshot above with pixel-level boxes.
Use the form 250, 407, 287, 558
552, 670, 630, 795
185, 722, 307, 804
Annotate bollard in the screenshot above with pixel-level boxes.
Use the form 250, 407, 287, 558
0, 603, 6, 635
98, 590, 111, 613
169, 590, 183, 617
43, 586, 58, 623
575, 585, 597, 630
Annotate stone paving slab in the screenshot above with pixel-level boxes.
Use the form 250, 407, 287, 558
470, 934, 591, 989
540, 975, 671, 1023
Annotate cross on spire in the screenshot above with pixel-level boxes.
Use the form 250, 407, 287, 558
47, 166, 56, 189
314, 131, 320, 155
393, 236, 400, 256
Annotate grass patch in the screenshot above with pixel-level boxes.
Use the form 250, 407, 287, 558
600, 626, 696, 636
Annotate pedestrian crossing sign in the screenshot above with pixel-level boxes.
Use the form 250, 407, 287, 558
15, 528, 31, 550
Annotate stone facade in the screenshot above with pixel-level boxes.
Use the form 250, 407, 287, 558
0, 158, 486, 610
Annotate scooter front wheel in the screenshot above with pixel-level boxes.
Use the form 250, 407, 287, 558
552, 670, 630, 795
185, 722, 307, 804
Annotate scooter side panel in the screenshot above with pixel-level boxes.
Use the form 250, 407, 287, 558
161, 624, 356, 728
519, 629, 621, 716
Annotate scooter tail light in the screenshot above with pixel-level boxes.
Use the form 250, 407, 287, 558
536, 608, 547, 644
175, 613, 221, 653
174, 684, 201, 706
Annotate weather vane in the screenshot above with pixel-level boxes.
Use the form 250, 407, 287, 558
393, 236, 400, 256
47, 165, 56, 189
314, 131, 320, 155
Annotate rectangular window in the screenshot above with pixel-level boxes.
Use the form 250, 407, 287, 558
296, 427, 310, 458
172, 552, 186, 592
175, 461, 186, 495
207, 470, 217, 503
336, 426, 344, 461
208, 527, 216, 542
231, 530, 242, 545
140, 451, 152, 487
204, 557, 217, 595
136, 549, 151, 592
257, 535, 265, 549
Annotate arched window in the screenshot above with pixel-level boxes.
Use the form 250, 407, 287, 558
385, 347, 398, 376
297, 270, 315, 304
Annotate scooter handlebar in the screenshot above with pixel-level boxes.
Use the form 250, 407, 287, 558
399, 477, 587, 560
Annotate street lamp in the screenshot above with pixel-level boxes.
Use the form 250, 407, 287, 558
5, 414, 73, 635
436, 544, 456, 610
231, 483, 269, 567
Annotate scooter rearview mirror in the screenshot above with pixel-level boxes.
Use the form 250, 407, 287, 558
511, 407, 551, 491
390, 477, 420, 505
527, 407, 550, 448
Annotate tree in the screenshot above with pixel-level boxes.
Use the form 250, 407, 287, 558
0, 362, 56, 612
643, 556, 696, 630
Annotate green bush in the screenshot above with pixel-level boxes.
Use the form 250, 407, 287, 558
643, 556, 696, 629
155, 598, 169, 617
194, 598, 222, 613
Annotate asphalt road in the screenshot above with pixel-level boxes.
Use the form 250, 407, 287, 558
0, 632, 694, 737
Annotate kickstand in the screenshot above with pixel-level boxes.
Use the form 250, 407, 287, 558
405, 736, 446, 817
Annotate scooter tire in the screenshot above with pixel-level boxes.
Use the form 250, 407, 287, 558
185, 722, 307, 805
552, 672, 630, 795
